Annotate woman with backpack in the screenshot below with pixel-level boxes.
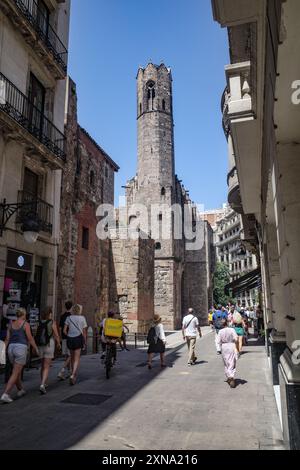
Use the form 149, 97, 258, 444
147, 314, 166, 370
63, 304, 87, 385
1, 308, 39, 404
36, 307, 61, 395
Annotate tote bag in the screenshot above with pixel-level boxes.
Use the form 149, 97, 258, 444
0, 340, 6, 365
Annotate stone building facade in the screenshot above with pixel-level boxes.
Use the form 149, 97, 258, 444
213, 0, 300, 449
57, 77, 119, 328
122, 63, 214, 329
0, 0, 70, 320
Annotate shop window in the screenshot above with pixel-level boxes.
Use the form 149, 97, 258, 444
82, 227, 89, 250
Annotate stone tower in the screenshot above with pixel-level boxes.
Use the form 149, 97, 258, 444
126, 63, 183, 329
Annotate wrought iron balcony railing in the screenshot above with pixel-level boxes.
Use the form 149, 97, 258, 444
15, 0, 68, 73
16, 190, 53, 234
0, 71, 65, 161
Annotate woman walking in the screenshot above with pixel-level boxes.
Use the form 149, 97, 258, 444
217, 319, 239, 388
233, 310, 245, 356
63, 304, 87, 385
1, 308, 39, 403
147, 314, 166, 369
37, 307, 61, 395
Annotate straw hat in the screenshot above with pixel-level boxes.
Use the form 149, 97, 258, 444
153, 314, 162, 324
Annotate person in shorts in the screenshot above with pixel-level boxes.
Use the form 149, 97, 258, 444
57, 301, 73, 380
38, 307, 61, 395
64, 304, 87, 385
1, 308, 39, 404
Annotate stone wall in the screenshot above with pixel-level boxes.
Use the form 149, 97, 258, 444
57, 77, 118, 328
108, 230, 154, 333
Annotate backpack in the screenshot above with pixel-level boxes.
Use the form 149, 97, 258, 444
35, 320, 53, 346
147, 326, 157, 344
214, 312, 224, 330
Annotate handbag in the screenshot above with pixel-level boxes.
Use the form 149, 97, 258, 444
0, 340, 6, 365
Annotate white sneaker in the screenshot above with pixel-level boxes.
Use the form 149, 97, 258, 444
39, 385, 47, 395
1, 393, 13, 404
17, 389, 26, 398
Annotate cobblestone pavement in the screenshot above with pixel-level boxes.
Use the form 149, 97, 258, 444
0, 328, 285, 450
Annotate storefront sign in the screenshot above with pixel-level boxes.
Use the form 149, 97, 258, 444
6, 249, 32, 272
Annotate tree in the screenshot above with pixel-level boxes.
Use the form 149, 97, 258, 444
213, 262, 231, 306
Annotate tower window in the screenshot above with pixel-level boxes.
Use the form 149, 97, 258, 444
147, 81, 155, 110
140, 103, 142, 115
161, 187, 166, 196
162, 99, 166, 111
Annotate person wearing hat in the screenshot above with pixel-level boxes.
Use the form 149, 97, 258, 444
147, 314, 166, 369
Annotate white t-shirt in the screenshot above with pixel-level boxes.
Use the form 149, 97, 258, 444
182, 314, 199, 337
65, 315, 87, 338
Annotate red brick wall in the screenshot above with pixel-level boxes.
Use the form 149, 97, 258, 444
74, 202, 100, 328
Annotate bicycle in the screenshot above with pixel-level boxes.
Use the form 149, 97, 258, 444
104, 337, 117, 379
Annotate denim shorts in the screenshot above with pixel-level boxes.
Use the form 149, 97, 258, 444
8, 343, 28, 366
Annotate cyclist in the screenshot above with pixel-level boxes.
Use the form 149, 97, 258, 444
101, 312, 117, 364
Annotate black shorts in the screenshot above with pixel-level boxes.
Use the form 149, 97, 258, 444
67, 335, 84, 351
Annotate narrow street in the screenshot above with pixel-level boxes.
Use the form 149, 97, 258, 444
0, 330, 284, 450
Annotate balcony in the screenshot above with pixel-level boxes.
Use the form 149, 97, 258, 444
0, 0, 68, 79
0, 71, 65, 167
16, 190, 53, 235
224, 61, 254, 121
227, 166, 243, 214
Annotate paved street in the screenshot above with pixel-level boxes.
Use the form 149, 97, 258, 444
0, 329, 285, 450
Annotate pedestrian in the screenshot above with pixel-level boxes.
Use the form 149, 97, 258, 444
217, 318, 239, 388
212, 305, 228, 354
1, 308, 39, 404
208, 309, 214, 329
182, 308, 202, 366
119, 315, 130, 351
233, 310, 245, 355
63, 304, 87, 385
256, 306, 264, 336
57, 301, 73, 380
36, 307, 61, 394
147, 314, 166, 369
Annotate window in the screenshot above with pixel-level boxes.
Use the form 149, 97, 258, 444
28, 73, 45, 131
37, 0, 50, 39
155, 242, 161, 250
161, 187, 166, 197
90, 170, 95, 188
162, 99, 166, 111
158, 213, 163, 221
82, 227, 89, 250
147, 81, 155, 110
139, 103, 142, 115
105, 166, 109, 178
24, 168, 39, 198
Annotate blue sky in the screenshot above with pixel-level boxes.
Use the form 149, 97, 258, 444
68, 0, 229, 210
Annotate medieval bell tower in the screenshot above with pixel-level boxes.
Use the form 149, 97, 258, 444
136, 63, 176, 208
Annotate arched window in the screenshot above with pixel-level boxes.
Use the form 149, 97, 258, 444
162, 99, 166, 111
90, 170, 95, 188
147, 81, 155, 110
161, 187, 166, 197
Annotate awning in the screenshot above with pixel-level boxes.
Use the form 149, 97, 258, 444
224, 268, 262, 296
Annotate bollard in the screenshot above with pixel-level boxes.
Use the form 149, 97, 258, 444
87, 326, 93, 354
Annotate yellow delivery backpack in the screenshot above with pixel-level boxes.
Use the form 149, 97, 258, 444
104, 318, 123, 338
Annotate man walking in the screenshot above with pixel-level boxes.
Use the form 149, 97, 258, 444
182, 308, 202, 366
213, 305, 228, 354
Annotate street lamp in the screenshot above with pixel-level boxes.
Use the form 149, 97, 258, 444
0, 199, 40, 243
